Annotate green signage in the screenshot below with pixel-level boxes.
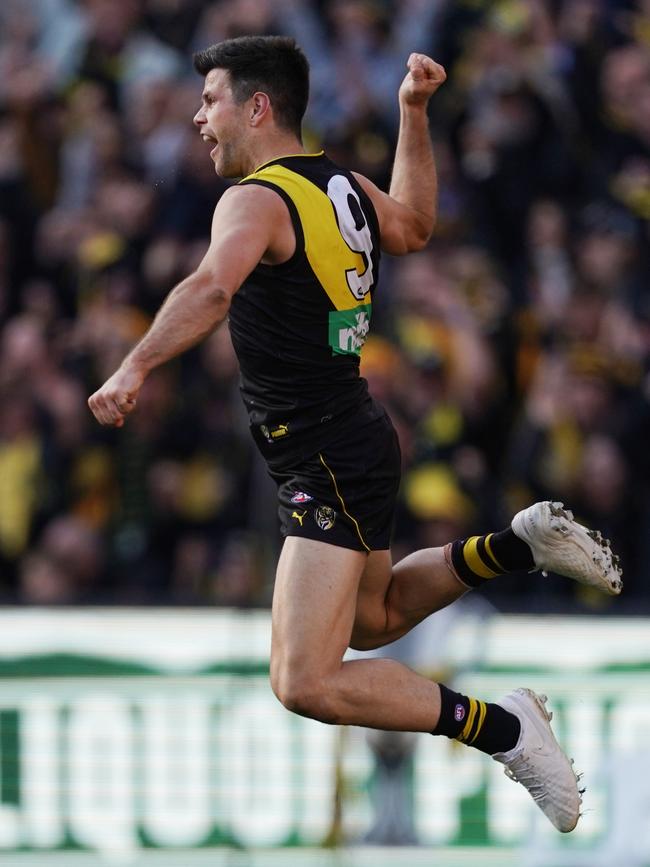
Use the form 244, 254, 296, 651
0, 611, 648, 864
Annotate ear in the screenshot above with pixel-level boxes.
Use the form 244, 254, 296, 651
249, 91, 272, 127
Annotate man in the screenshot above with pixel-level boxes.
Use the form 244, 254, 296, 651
88, 36, 622, 833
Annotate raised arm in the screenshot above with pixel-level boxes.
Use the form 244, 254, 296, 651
88, 184, 286, 427
353, 53, 446, 255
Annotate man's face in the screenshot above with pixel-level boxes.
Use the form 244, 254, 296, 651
193, 68, 248, 178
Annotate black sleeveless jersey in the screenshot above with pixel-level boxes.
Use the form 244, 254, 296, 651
229, 152, 382, 460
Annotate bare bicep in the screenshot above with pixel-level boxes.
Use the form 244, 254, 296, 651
197, 186, 286, 293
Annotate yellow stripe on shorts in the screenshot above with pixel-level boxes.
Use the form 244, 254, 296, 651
319, 453, 370, 552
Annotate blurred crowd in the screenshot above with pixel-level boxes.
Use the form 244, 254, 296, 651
0, 0, 648, 609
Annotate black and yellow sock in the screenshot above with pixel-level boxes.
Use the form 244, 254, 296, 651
450, 528, 535, 588
432, 683, 521, 756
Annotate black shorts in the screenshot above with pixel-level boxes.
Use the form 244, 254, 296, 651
268, 409, 401, 552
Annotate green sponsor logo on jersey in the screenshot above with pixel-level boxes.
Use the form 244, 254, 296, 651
328, 303, 372, 356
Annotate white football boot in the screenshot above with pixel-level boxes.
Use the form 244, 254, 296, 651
492, 688, 582, 833
511, 501, 622, 595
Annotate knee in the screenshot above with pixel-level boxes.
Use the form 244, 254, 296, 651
270, 662, 340, 724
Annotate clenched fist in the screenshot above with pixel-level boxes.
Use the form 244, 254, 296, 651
88, 362, 145, 428
399, 53, 446, 107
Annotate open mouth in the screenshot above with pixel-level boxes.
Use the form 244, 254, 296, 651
201, 133, 219, 157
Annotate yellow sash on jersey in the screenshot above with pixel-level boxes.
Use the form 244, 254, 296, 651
240, 163, 372, 313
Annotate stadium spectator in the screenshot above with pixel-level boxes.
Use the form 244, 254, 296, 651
0, 0, 648, 609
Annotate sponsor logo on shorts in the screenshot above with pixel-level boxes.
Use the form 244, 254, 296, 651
260, 423, 289, 443
270, 423, 289, 439
290, 491, 313, 505
454, 703, 466, 723
291, 510, 307, 527
315, 506, 336, 531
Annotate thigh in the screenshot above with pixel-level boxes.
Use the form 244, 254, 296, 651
271, 537, 367, 679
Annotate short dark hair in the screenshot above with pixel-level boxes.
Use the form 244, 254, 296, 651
193, 36, 309, 139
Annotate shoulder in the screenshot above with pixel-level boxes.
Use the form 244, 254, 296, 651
350, 171, 430, 255
351, 171, 378, 197
218, 182, 287, 208
350, 171, 388, 222
209, 179, 297, 267
212, 182, 289, 224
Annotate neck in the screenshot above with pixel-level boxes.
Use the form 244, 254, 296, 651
242, 133, 306, 176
